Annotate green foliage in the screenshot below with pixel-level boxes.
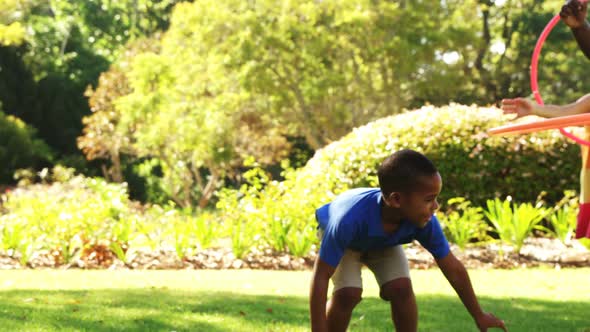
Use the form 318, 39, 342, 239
0, 22, 24, 46
115, 0, 542, 209
0, 1, 25, 46
141, 0, 590, 145
284, 225, 317, 258
484, 197, 549, 253
18, 0, 181, 80
193, 211, 218, 250
0, 169, 131, 265
0, 220, 32, 266
244, 168, 287, 253
578, 238, 590, 250
151, 0, 492, 150
217, 166, 317, 258
79, 36, 161, 188
548, 191, 578, 245
0, 109, 53, 183
439, 198, 489, 249
1, 0, 182, 160
217, 105, 579, 249
113, 2, 296, 207
4, 0, 590, 180
133, 158, 171, 205
157, 208, 198, 261
216, 185, 261, 259
158, 207, 220, 260
0, 169, 225, 264
415, 1, 590, 107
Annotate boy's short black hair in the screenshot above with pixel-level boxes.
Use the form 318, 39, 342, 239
377, 149, 438, 196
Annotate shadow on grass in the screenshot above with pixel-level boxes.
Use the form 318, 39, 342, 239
0, 289, 588, 331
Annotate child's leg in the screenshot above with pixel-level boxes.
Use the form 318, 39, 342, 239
382, 278, 417, 332
364, 245, 417, 332
327, 250, 363, 332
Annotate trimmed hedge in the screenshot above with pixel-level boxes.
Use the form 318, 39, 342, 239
217, 104, 580, 255
297, 104, 580, 204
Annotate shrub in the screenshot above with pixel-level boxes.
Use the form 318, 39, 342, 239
141, 204, 221, 260
484, 197, 549, 253
0, 109, 53, 183
548, 191, 578, 245
217, 104, 578, 256
0, 169, 131, 265
0, 169, 224, 264
438, 197, 489, 249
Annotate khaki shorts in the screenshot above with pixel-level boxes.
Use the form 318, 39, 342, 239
331, 246, 410, 292
316, 229, 410, 292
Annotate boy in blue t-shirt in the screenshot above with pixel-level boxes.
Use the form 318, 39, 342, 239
309, 149, 507, 332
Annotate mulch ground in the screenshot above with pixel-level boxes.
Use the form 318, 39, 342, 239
1, 238, 588, 271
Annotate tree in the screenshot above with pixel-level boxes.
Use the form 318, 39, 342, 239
190, 0, 474, 149
1, 0, 187, 156
115, 51, 284, 208
415, 0, 590, 107
0, 0, 26, 46
78, 36, 162, 183
108, 0, 502, 207
121, 0, 479, 151
0, 103, 53, 183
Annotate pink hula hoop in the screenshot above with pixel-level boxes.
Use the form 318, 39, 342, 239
530, 14, 590, 146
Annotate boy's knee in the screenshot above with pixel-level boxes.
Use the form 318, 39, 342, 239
333, 287, 363, 309
380, 277, 414, 302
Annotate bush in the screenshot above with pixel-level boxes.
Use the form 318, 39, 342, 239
139, 204, 221, 260
302, 104, 579, 206
0, 109, 53, 183
217, 104, 580, 256
484, 197, 549, 254
0, 170, 131, 264
548, 191, 578, 245
438, 197, 490, 249
0, 168, 224, 265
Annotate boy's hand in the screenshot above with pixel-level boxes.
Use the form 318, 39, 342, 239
501, 98, 535, 118
560, 0, 588, 29
475, 312, 507, 332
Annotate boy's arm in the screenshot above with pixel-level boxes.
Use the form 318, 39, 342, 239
310, 257, 336, 332
560, 0, 590, 59
436, 253, 507, 332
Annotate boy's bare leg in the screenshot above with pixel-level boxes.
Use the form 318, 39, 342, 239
381, 278, 417, 332
326, 287, 362, 332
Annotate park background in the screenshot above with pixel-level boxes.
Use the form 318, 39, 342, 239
1, 1, 589, 331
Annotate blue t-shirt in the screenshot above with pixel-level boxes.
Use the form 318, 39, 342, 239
315, 188, 450, 267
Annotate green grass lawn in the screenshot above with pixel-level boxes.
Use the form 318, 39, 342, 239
0, 268, 588, 331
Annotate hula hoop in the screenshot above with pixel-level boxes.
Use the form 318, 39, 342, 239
530, 14, 590, 146
489, 113, 590, 136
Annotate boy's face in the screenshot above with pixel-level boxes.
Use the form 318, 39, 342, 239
385, 173, 442, 228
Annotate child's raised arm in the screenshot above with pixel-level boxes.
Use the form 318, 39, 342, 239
501, 94, 590, 119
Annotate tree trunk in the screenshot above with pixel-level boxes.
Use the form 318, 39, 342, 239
110, 148, 123, 183
198, 172, 219, 209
